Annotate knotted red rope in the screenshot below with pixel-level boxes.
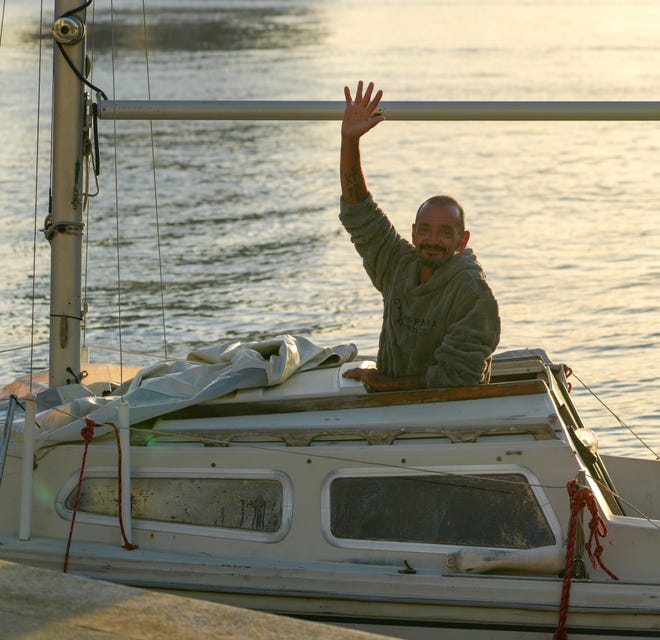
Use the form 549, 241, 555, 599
554, 478, 618, 639
563, 365, 573, 393
64, 417, 138, 573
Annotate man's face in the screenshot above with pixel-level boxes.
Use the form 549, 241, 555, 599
411, 202, 470, 267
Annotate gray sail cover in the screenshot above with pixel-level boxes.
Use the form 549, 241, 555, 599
37, 335, 358, 441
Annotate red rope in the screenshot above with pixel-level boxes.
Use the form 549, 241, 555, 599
553, 478, 619, 639
63, 417, 138, 573
563, 365, 573, 393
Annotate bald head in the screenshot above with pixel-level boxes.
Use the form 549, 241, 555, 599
416, 195, 465, 234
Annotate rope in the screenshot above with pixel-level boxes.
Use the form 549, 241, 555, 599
553, 478, 619, 640
63, 417, 138, 573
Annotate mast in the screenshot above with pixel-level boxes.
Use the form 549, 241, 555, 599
48, 0, 88, 388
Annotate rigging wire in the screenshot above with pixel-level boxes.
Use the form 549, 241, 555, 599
109, 0, 125, 390
0, 342, 49, 356
81, 0, 98, 352
572, 371, 659, 460
28, 0, 48, 393
0, 0, 6, 48
141, 0, 169, 360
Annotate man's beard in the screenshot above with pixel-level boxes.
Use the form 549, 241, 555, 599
417, 244, 452, 269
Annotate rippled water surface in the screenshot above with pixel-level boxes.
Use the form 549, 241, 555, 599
1, 0, 658, 457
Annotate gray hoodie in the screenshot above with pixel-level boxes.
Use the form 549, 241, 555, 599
339, 194, 500, 388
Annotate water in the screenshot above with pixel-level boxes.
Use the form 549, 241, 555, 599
1, 0, 658, 458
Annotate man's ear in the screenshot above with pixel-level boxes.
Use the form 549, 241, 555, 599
457, 230, 470, 252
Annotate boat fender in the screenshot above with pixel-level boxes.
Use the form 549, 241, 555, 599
446, 545, 564, 575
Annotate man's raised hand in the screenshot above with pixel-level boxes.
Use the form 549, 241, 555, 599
341, 81, 385, 141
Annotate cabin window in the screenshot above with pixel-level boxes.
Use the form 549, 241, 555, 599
62, 475, 284, 534
327, 470, 555, 549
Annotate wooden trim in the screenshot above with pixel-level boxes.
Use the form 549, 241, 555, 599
156, 380, 549, 422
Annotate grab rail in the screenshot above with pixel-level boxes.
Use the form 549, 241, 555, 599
98, 100, 660, 121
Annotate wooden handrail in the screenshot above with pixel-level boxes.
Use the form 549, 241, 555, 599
152, 379, 548, 422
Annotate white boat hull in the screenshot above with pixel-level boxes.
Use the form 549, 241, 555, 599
2, 354, 659, 639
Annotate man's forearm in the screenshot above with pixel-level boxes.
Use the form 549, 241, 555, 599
340, 136, 369, 204
342, 367, 427, 392
384, 374, 428, 391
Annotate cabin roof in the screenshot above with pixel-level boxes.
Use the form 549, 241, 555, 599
141, 353, 565, 447
158, 350, 557, 417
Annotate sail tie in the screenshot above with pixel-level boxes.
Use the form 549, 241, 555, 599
63, 417, 138, 573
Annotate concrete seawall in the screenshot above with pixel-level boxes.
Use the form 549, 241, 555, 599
0, 560, 391, 639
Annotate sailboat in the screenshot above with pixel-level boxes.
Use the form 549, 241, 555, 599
1, 2, 659, 639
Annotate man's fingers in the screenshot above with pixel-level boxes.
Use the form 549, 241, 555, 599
342, 367, 368, 380
342, 368, 360, 378
363, 81, 374, 105
369, 89, 383, 112
344, 85, 352, 105
355, 80, 364, 103
346, 82, 382, 111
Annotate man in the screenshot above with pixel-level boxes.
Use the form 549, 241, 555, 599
340, 81, 500, 392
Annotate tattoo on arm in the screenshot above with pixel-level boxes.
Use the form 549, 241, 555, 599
340, 142, 368, 203
343, 167, 361, 201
